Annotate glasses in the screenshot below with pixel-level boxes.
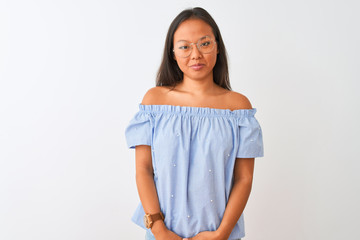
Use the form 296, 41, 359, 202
173, 36, 217, 58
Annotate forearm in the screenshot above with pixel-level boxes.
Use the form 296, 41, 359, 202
135, 167, 167, 235
136, 167, 161, 213
217, 178, 253, 239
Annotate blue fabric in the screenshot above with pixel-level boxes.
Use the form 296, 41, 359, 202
145, 230, 155, 240
125, 104, 264, 239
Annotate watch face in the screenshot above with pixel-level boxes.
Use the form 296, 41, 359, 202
144, 215, 150, 228
144, 216, 148, 228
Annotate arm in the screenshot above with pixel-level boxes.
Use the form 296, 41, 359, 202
217, 92, 255, 237
186, 157, 255, 240
216, 157, 255, 239
135, 145, 182, 240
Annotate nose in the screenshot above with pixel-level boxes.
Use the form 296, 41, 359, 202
190, 44, 202, 60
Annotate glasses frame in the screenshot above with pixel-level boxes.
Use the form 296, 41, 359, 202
172, 35, 217, 58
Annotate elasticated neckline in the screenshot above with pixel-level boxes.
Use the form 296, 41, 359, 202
139, 103, 257, 117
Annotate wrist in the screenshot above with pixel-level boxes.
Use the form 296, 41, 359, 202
151, 220, 167, 236
216, 225, 232, 240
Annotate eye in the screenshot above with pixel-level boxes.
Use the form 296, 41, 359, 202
179, 45, 190, 50
175, 41, 191, 51
200, 41, 211, 47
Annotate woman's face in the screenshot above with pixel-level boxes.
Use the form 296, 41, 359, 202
173, 18, 218, 82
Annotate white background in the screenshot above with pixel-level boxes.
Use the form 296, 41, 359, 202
1, 0, 359, 239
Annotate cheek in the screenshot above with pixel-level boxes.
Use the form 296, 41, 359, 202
206, 53, 217, 67
175, 58, 188, 71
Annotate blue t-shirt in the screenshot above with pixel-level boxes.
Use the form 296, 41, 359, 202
125, 104, 264, 239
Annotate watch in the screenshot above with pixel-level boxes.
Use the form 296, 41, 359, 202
144, 212, 165, 229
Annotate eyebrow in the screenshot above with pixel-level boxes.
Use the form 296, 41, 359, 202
175, 35, 209, 43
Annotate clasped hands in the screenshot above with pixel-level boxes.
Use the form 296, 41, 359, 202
153, 221, 227, 240
156, 230, 224, 240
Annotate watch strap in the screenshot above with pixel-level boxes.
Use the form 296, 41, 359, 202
145, 212, 164, 228
151, 212, 164, 223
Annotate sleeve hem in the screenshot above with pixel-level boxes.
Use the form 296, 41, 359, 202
128, 143, 152, 149
236, 153, 264, 158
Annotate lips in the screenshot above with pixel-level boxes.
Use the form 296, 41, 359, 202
190, 64, 205, 71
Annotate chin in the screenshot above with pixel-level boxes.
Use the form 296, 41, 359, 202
186, 72, 212, 81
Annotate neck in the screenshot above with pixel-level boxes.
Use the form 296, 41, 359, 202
177, 74, 217, 96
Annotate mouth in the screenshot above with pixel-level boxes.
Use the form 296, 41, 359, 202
190, 64, 205, 71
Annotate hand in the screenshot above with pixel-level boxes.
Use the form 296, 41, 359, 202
184, 230, 225, 240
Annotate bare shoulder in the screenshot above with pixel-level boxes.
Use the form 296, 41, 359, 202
227, 91, 253, 110
141, 86, 171, 105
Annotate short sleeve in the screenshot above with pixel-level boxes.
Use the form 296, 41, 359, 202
236, 114, 264, 158
125, 111, 153, 149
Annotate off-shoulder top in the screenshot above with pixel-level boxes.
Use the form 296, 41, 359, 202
125, 104, 264, 239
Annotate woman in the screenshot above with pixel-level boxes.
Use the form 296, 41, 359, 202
125, 7, 264, 240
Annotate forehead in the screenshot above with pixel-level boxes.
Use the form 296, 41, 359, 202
173, 18, 214, 42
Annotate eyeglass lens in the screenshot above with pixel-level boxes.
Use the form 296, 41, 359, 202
174, 36, 215, 58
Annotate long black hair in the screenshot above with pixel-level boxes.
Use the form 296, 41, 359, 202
156, 7, 231, 90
